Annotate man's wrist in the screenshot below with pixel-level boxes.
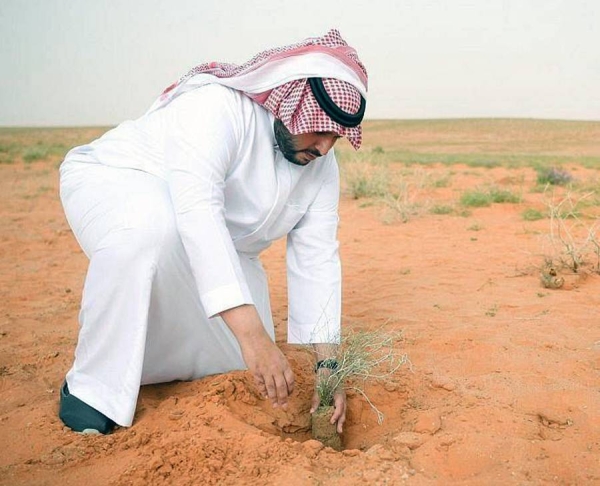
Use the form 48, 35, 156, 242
315, 358, 339, 373
220, 304, 270, 346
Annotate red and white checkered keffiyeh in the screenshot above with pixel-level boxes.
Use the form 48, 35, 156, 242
152, 29, 368, 149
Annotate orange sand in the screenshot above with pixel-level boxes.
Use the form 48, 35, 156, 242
1, 128, 599, 485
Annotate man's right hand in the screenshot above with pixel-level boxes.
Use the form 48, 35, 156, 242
220, 305, 295, 409
239, 331, 295, 408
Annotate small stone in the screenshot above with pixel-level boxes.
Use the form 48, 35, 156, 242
342, 449, 361, 457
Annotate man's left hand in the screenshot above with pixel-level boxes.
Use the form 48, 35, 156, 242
310, 387, 347, 433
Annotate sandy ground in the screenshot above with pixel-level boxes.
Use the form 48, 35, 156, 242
1, 124, 599, 485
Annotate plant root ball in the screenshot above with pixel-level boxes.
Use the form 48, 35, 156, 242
311, 406, 343, 451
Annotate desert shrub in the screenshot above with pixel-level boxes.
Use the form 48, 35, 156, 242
381, 193, 421, 223
544, 191, 599, 273
465, 159, 501, 169
0, 153, 14, 164
430, 204, 453, 215
489, 188, 521, 204
432, 173, 452, 188
460, 190, 492, 207
522, 208, 545, 221
536, 166, 573, 186
341, 161, 389, 200
0, 142, 17, 164
460, 187, 521, 207
347, 171, 389, 199
309, 325, 407, 450
22, 146, 49, 163
380, 177, 425, 224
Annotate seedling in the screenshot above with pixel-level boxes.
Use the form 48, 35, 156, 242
310, 326, 406, 450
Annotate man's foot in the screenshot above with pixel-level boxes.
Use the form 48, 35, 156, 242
59, 382, 116, 434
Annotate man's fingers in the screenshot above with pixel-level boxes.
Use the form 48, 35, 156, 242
247, 349, 294, 408
284, 367, 295, 395
331, 394, 347, 433
258, 384, 268, 399
253, 375, 268, 399
274, 374, 290, 408
335, 409, 346, 433
265, 376, 278, 406
330, 403, 345, 423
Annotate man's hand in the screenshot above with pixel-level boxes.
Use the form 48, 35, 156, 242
310, 385, 346, 433
220, 305, 295, 409
239, 330, 295, 409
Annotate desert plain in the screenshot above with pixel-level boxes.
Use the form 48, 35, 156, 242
0, 119, 599, 485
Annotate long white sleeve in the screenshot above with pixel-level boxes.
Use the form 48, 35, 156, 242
163, 86, 254, 317
286, 157, 341, 344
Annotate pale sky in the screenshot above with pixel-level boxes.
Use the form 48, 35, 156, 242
1, 0, 598, 126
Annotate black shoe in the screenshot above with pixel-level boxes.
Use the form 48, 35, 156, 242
59, 382, 116, 434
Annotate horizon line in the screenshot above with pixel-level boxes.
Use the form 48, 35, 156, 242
1, 116, 599, 130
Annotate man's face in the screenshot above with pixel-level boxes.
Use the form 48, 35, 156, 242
274, 119, 341, 166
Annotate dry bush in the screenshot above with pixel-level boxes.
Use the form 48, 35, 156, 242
543, 190, 600, 274
380, 185, 422, 223
339, 154, 429, 223
341, 162, 390, 200
380, 169, 431, 224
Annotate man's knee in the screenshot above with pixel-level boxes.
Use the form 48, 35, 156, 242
95, 220, 180, 268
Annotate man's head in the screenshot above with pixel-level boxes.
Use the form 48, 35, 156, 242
160, 29, 368, 153
274, 119, 341, 166
270, 67, 367, 164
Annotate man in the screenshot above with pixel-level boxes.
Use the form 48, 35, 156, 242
58, 29, 368, 435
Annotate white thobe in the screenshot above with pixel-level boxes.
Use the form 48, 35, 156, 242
59, 85, 341, 426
